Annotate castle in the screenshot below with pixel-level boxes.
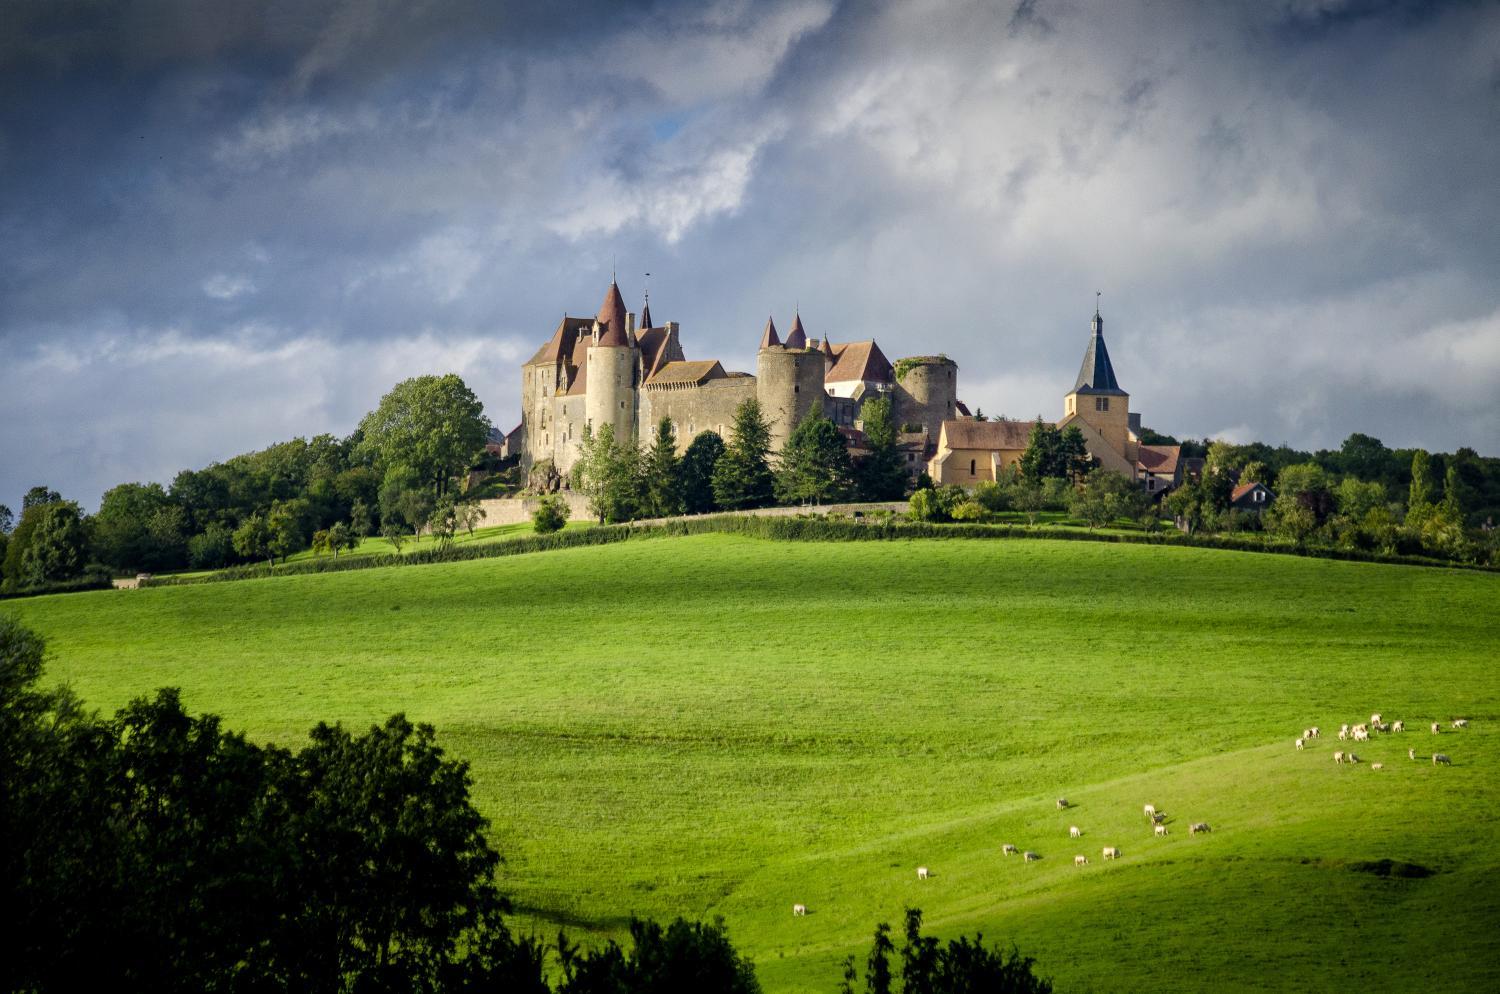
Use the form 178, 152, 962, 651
509, 279, 1182, 496
513, 280, 961, 480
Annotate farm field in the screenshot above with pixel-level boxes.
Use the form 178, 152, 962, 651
8, 534, 1500, 991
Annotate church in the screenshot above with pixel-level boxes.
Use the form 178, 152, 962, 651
512, 280, 964, 483
926, 307, 1183, 494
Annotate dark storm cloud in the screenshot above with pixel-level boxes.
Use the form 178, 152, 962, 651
2, 0, 1498, 509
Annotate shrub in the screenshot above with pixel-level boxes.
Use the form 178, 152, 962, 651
950, 500, 987, 522
531, 496, 569, 535
908, 489, 944, 523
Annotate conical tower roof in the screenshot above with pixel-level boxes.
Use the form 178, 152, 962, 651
1070, 309, 1126, 395
759, 315, 781, 349
785, 311, 807, 349
639, 293, 653, 331
596, 280, 630, 347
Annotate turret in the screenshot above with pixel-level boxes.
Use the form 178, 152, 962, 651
756, 313, 825, 453
893, 355, 957, 439
585, 280, 639, 446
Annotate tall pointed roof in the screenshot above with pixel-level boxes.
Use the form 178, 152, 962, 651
1070, 309, 1126, 395
596, 280, 630, 347
759, 315, 781, 349
638, 294, 653, 331
785, 311, 807, 349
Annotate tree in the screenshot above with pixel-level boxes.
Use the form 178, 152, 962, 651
350, 499, 375, 539
19, 501, 90, 585
841, 909, 1052, 994
380, 522, 407, 553
1335, 478, 1387, 522
92, 482, 186, 573
397, 489, 435, 541
1018, 420, 1058, 482
0, 504, 13, 534
1407, 449, 1435, 525
456, 501, 486, 537
1057, 425, 1093, 481
356, 374, 492, 497
1068, 469, 1142, 529
1165, 480, 1214, 535
325, 521, 356, 558
558, 917, 760, 994
775, 404, 853, 505
855, 396, 909, 501
531, 495, 568, 535
909, 488, 944, 523
679, 431, 725, 514
711, 399, 775, 510
572, 424, 641, 524
22, 486, 61, 511
431, 494, 461, 548
232, 513, 274, 567
1011, 478, 1047, 525
641, 418, 683, 518
266, 501, 305, 562
1442, 463, 1468, 524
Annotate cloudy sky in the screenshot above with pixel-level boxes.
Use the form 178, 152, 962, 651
2, 0, 1498, 510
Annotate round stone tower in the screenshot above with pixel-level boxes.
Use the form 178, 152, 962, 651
893, 356, 957, 438
585, 281, 638, 446
756, 315, 826, 453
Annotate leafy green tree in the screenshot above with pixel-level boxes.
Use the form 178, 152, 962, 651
908, 488, 944, 523
325, 521, 356, 557
19, 501, 90, 585
311, 529, 331, 556
1057, 425, 1093, 480
572, 423, 641, 524
232, 513, 274, 567
1011, 478, 1047, 525
356, 374, 492, 497
1068, 469, 1142, 529
1276, 463, 1336, 525
712, 399, 775, 510
431, 494, 461, 548
266, 500, 306, 562
1335, 478, 1387, 522
457, 500, 487, 536
679, 431, 725, 514
1165, 480, 1215, 535
350, 499, 374, 539
641, 418, 684, 518
21, 486, 61, 510
92, 482, 187, 573
1407, 449, 1434, 525
775, 404, 853, 505
1018, 420, 1058, 482
1239, 461, 1270, 486
558, 916, 760, 994
397, 489, 436, 541
187, 523, 235, 569
1441, 463, 1468, 524
855, 396, 909, 501
531, 495, 568, 534
0, 504, 13, 533
380, 521, 407, 553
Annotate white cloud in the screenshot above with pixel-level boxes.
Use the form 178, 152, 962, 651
201, 273, 257, 300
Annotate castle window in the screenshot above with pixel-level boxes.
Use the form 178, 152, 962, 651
794, 385, 800, 393
1095, 397, 1110, 412
970, 459, 976, 476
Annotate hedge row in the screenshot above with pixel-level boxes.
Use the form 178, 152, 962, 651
0, 573, 115, 600
139, 512, 1494, 590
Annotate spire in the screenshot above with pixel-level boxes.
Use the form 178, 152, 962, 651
639, 290, 653, 331
596, 279, 630, 347
785, 311, 807, 349
759, 315, 780, 349
1071, 306, 1125, 395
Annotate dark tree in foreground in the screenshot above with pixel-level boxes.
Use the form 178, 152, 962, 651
559, 917, 760, 994
680, 431, 726, 514
855, 396, 909, 501
843, 908, 1051, 994
776, 404, 853, 505
712, 399, 775, 510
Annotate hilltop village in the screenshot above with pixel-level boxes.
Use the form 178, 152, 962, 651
505, 280, 1185, 495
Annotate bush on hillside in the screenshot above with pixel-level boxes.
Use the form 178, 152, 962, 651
532, 495, 569, 535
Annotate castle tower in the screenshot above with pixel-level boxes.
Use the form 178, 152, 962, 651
756, 313, 825, 453
893, 356, 957, 437
585, 280, 639, 446
1063, 306, 1130, 456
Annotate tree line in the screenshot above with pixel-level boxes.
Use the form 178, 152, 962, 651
1, 374, 496, 594
1, 617, 1049, 994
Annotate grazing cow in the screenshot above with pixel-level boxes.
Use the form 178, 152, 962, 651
1393, 720, 1405, 733
1023, 851, 1039, 862
1002, 844, 1018, 856
1056, 798, 1069, 810
1334, 751, 1346, 764
1431, 722, 1441, 734
1348, 753, 1361, 764
1310, 726, 1321, 737
1409, 748, 1417, 760
1371, 763, 1384, 770
1353, 728, 1369, 742
1295, 738, 1305, 751
1371, 713, 1382, 726
917, 866, 929, 880
1070, 826, 1082, 838
1103, 846, 1120, 860
793, 904, 807, 916
1302, 728, 1313, 740
1151, 812, 1166, 824
1433, 754, 1452, 766
1154, 824, 1168, 837
1143, 804, 1156, 820
1453, 719, 1469, 729
1337, 728, 1348, 741
1075, 854, 1088, 866
1189, 822, 1210, 835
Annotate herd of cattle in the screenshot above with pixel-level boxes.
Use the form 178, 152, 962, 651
791, 713, 1475, 916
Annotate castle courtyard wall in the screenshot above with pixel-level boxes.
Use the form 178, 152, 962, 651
640, 376, 758, 450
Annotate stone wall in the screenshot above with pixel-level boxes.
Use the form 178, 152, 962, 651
476, 491, 594, 525
640, 375, 758, 450
893, 357, 957, 438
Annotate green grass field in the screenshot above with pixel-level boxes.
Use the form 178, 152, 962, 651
8, 535, 1500, 991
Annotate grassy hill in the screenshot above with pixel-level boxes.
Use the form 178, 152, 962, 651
8, 535, 1499, 991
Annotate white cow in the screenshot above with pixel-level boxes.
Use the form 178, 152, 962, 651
1334, 751, 1346, 764
1295, 738, 1305, 751
1154, 824, 1168, 837
1143, 804, 1156, 820
1393, 720, 1405, 733
1453, 719, 1469, 729
1002, 844, 1018, 856
1353, 727, 1370, 742
1189, 822, 1210, 835
1023, 851, 1039, 862
1432, 722, 1441, 734
793, 903, 807, 916
1338, 728, 1348, 741
1371, 763, 1384, 770
1074, 854, 1088, 866
1371, 713, 1382, 726
1103, 846, 1120, 860
1310, 726, 1321, 737
1409, 748, 1417, 761
1070, 826, 1082, 838
1433, 753, 1452, 766
917, 866, 929, 880
1056, 798, 1069, 810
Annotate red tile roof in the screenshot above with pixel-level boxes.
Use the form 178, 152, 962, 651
759, 316, 780, 349
646, 359, 725, 386
526, 316, 592, 365
785, 312, 808, 349
826, 340, 893, 384
940, 419, 1048, 450
1135, 444, 1181, 475
596, 281, 629, 347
